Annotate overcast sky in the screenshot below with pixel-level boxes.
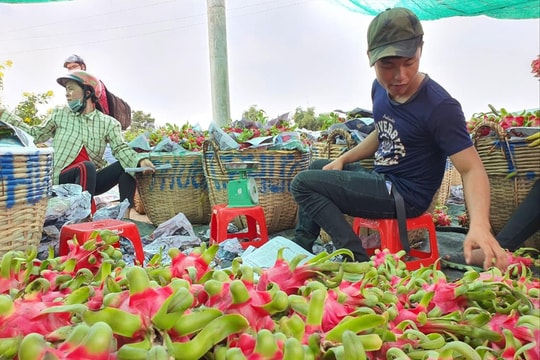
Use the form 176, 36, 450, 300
0, 0, 538, 129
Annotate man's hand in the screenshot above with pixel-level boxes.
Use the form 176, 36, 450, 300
463, 227, 508, 270
451, 147, 508, 271
322, 158, 344, 171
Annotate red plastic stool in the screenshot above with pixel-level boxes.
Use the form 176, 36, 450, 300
352, 213, 439, 270
209, 204, 269, 249
59, 219, 145, 265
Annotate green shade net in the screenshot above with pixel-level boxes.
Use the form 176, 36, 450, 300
331, 0, 540, 19
0, 0, 70, 2
3, 0, 538, 19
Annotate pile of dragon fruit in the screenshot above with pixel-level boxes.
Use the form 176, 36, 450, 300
0, 230, 539, 360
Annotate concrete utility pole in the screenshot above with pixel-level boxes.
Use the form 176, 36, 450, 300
207, 0, 231, 126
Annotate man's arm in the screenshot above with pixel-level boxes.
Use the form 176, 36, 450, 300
324, 131, 379, 170
450, 146, 508, 270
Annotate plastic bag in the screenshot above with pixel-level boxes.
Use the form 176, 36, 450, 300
93, 199, 130, 221
208, 122, 240, 150
153, 137, 184, 153
45, 184, 91, 223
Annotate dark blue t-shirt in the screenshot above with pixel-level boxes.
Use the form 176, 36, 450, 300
371, 75, 472, 211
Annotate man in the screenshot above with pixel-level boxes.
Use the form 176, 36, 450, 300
0, 70, 154, 209
291, 7, 508, 270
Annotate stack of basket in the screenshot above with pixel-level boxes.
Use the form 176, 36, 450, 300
202, 140, 310, 234
473, 119, 540, 248
0, 147, 54, 256
136, 152, 211, 226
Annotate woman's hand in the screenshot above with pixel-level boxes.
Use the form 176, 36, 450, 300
138, 158, 155, 175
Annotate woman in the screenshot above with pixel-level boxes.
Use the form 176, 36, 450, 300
0, 70, 154, 210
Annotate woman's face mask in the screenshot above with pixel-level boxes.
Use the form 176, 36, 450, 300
68, 99, 84, 112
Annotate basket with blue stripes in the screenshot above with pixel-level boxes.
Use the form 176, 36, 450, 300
135, 151, 211, 226
0, 146, 54, 256
202, 139, 310, 234
473, 119, 540, 248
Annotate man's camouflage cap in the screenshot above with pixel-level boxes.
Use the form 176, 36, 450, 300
367, 7, 424, 66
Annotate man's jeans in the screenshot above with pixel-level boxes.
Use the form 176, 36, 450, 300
291, 159, 423, 262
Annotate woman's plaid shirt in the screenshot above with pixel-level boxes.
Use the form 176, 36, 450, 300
1, 107, 141, 184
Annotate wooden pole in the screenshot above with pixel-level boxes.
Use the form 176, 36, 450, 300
207, 0, 231, 126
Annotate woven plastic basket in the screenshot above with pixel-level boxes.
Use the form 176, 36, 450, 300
311, 128, 357, 162
0, 146, 54, 256
133, 188, 145, 214
312, 128, 376, 168
437, 158, 461, 206
136, 152, 211, 226
202, 140, 311, 234
473, 120, 540, 248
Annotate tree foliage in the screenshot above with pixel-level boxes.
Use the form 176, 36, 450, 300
0, 59, 12, 82
292, 107, 344, 131
15, 91, 54, 126
241, 105, 268, 123
317, 112, 344, 130
130, 110, 156, 132
2, 60, 54, 126
292, 106, 318, 130
123, 110, 156, 141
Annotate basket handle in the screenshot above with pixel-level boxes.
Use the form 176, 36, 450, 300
202, 139, 228, 176
326, 128, 356, 158
472, 118, 507, 145
472, 119, 517, 175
